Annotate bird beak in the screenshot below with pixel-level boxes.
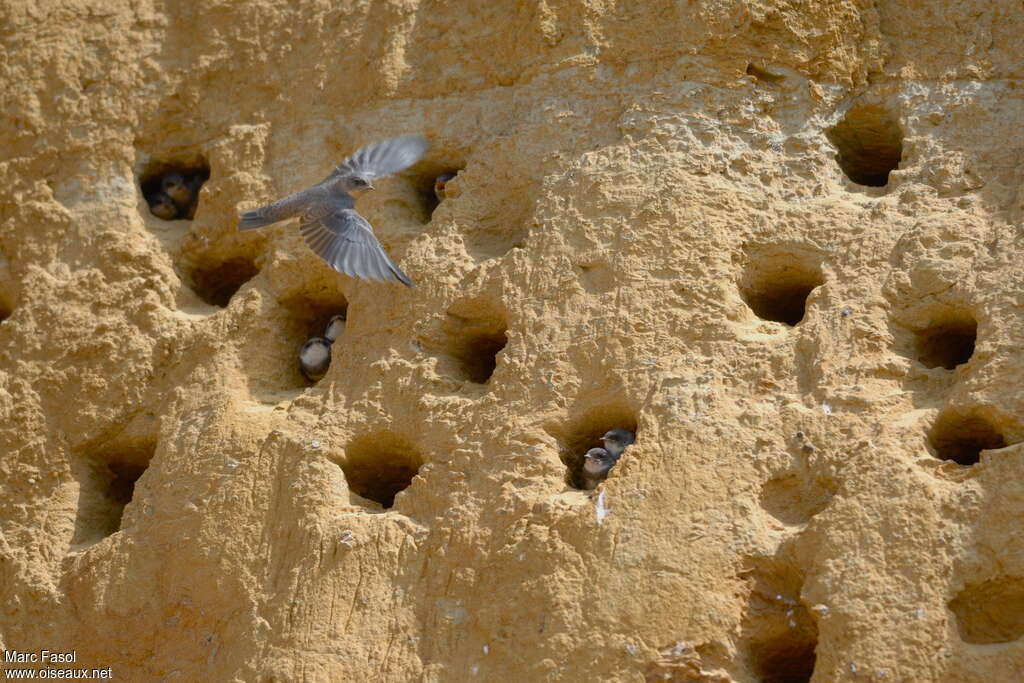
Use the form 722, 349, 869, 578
367, 184, 375, 191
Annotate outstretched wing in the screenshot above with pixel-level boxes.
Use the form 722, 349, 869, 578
299, 207, 413, 286
329, 134, 428, 182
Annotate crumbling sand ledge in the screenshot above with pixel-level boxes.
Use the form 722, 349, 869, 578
1, 1, 1023, 681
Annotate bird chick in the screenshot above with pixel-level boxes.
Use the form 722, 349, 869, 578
433, 172, 456, 202
299, 336, 332, 382
239, 134, 429, 286
601, 429, 635, 458
578, 429, 635, 490
324, 314, 347, 344
148, 192, 178, 220
162, 171, 205, 220
162, 171, 190, 206
581, 448, 618, 490
183, 174, 205, 219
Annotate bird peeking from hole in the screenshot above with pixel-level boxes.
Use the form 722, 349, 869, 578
147, 170, 205, 220
580, 428, 635, 490
299, 314, 347, 382
433, 172, 457, 203
239, 135, 429, 286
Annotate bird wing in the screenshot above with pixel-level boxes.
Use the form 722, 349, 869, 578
299, 207, 414, 286
238, 187, 320, 231
328, 134, 429, 182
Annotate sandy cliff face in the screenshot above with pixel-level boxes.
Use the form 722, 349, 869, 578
1, 1, 1023, 680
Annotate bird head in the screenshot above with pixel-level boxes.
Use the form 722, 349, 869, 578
601, 429, 635, 455
150, 194, 177, 220
583, 448, 615, 474
162, 171, 186, 193
324, 314, 347, 343
434, 172, 456, 200
344, 175, 375, 194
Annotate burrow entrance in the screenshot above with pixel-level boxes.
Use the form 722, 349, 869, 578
139, 156, 210, 221
826, 103, 903, 187
182, 254, 260, 308
928, 409, 1007, 466
423, 298, 508, 386
279, 293, 349, 387
340, 432, 423, 509
740, 557, 818, 683
549, 404, 638, 489
413, 164, 465, 221
914, 314, 977, 370
949, 576, 1024, 644
71, 441, 155, 549
739, 249, 824, 326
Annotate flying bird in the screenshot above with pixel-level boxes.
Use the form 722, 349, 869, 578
238, 134, 428, 286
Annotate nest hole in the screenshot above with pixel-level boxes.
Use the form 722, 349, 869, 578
750, 638, 817, 683
0, 286, 13, 323
914, 316, 976, 370
928, 410, 1006, 467
414, 166, 464, 220
759, 473, 833, 526
740, 255, 824, 326
184, 255, 260, 308
949, 577, 1024, 644
139, 156, 210, 221
826, 103, 903, 187
552, 405, 638, 489
340, 433, 423, 509
425, 299, 508, 385
72, 442, 155, 548
746, 63, 786, 85
740, 557, 818, 683
280, 294, 349, 386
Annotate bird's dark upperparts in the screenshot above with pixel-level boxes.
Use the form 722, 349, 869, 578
238, 134, 428, 287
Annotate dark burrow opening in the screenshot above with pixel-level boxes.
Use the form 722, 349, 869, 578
424, 298, 508, 385
826, 103, 903, 187
242, 290, 350, 399
457, 329, 507, 384
0, 288, 13, 323
340, 433, 423, 509
416, 166, 464, 220
746, 63, 786, 85
740, 258, 824, 326
949, 577, 1024, 644
281, 294, 349, 386
741, 557, 818, 683
751, 637, 817, 683
72, 442, 155, 548
139, 156, 211, 221
554, 405, 638, 489
928, 410, 1006, 467
914, 315, 977, 370
183, 255, 260, 308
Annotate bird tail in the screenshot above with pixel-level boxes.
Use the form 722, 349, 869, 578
238, 209, 275, 231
